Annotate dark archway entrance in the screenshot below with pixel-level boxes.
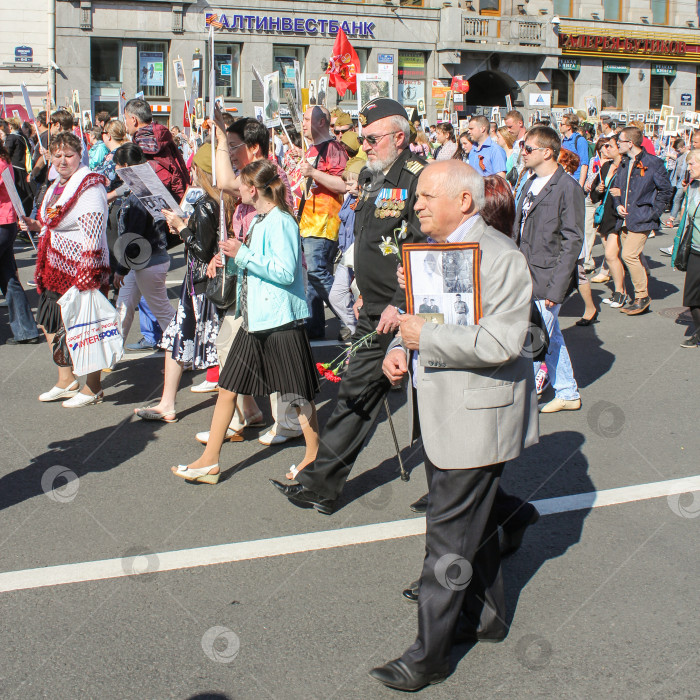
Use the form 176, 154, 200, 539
465, 70, 519, 107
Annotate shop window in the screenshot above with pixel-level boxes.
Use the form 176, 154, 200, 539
650, 75, 673, 110
273, 46, 306, 105
398, 51, 426, 110
602, 72, 625, 110
138, 41, 168, 98
400, 0, 423, 5
553, 0, 573, 16
210, 44, 241, 100
91, 39, 121, 84
651, 0, 668, 25
603, 0, 621, 21
551, 70, 574, 107
337, 49, 369, 105
480, 0, 500, 14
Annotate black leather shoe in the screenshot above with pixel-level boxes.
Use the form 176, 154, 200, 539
269, 479, 335, 515
402, 579, 420, 602
500, 504, 540, 557
368, 659, 448, 691
6, 336, 42, 345
409, 493, 429, 514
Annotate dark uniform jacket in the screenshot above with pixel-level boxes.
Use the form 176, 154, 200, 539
352, 148, 427, 315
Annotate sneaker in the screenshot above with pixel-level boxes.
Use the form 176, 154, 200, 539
534, 364, 549, 397
540, 397, 582, 413
680, 333, 700, 348
609, 292, 627, 308
648, 231, 656, 238
191, 379, 219, 393
659, 246, 673, 256
602, 295, 613, 305
26, 279, 37, 287
125, 337, 158, 352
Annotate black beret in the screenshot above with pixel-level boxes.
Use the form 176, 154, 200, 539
359, 98, 408, 127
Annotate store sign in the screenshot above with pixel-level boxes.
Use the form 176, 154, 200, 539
558, 58, 580, 71
14, 46, 33, 63
603, 62, 630, 74
377, 54, 393, 64
529, 92, 551, 107
652, 64, 676, 76
559, 30, 694, 61
205, 12, 375, 38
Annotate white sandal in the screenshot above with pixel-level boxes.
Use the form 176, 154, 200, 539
171, 464, 220, 484
62, 390, 104, 408
286, 465, 299, 481
39, 380, 79, 402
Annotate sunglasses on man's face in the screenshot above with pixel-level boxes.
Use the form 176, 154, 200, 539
523, 145, 545, 154
357, 131, 400, 146
334, 128, 350, 135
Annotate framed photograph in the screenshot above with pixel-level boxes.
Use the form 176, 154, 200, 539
660, 104, 673, 121
357, 73, 392, 112
194, 97, 204, 124
664, 115, 679, 136
317, 75, 328, 108
82, 110, 92, 130
644, 123, 654, 138
402, 243, 482, 325
263, 72, 281, 128
307, 80, 317, 106
173, 58, 187, 89
417, 98, 426, 116
585, 96, 598, 120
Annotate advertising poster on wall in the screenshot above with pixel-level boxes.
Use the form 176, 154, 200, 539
357, 73, 392, 112
398, 51, 426, 108
139, 52, 164, 87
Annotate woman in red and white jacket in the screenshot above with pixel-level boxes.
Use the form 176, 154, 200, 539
20, 132, 110, 407
0, 142, 41, 344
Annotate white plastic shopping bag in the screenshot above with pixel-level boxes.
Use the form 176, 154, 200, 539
58, 287, 123, 375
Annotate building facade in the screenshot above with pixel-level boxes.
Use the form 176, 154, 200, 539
2, 1, 699, 125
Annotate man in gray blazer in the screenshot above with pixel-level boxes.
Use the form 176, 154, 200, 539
371, 161, 539, 692
515, 125, 584, 413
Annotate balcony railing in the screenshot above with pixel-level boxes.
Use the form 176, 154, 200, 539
518, 20, 542, 43
463, 17, 490, 40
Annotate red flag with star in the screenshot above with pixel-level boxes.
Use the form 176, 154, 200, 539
326, 27, 360, 97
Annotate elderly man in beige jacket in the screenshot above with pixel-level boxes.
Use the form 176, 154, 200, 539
371, 161, 539, 692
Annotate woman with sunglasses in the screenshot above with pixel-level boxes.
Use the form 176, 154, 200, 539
590, 135, 627, 308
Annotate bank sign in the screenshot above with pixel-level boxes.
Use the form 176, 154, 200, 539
205, 12, 376, 38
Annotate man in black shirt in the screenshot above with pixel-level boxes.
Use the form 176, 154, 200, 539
271, 98, 427, 514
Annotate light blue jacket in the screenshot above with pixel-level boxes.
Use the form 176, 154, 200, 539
232, 206, 309, 332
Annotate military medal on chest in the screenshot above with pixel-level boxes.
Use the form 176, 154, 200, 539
374, 188, 408, 219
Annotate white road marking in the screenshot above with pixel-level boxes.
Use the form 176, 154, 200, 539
1, 474, 699, 594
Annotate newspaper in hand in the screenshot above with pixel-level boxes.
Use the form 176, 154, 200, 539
1, 168, 26, 219
116, 163, 185, 221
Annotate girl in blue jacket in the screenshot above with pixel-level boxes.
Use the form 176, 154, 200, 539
172, 159, 319, 484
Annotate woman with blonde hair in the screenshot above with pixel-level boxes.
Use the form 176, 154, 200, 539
96, 119, 128, 189
134, 146, 235, 422
496, 125, 517, 176
172, 159, 319, 484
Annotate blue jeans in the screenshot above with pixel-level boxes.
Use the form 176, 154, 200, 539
534, 300, 580, 401
0, 223, 40, 341
138, 297, 163, 345
302, 236, 338, 337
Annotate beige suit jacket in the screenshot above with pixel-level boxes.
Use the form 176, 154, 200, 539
390, 216, 539, 469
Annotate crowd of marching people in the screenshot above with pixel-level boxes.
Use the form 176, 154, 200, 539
1, 92, 697, 690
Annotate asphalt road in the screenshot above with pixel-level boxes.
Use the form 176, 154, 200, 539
1, 230, 699, 700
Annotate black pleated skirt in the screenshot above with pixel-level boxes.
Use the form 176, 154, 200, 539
219, 323, 320, 401
683, 251, 700, 307
36, 290, 63, 333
